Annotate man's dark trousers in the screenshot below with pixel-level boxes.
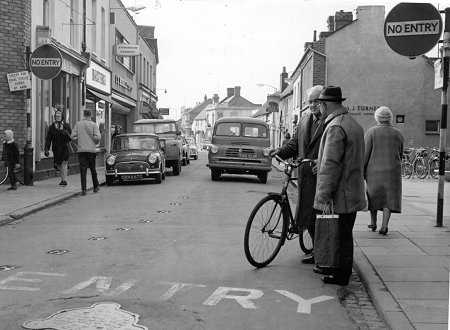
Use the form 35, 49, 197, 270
78, 152, 99, 191
336, 212, 357, 281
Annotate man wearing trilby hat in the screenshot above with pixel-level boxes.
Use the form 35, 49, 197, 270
313, 86, 366, 286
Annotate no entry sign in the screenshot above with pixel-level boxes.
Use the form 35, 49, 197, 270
384, 3, 442, 57
30, 44, 62, 80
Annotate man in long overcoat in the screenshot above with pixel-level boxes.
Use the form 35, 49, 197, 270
270, 85, 324, 264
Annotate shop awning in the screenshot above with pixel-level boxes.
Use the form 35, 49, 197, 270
86, 88, 114, 104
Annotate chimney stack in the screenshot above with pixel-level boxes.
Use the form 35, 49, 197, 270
227, 88, 234, 98
280, 67, 288, 92
334, 10, 353, 31
234, 86, 241, 97
327, 16, 335, 32
213, 94, 219, 104
313, 30, 317, 42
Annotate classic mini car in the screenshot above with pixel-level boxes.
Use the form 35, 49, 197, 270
206, 117, 272, 183
133, 119, 183, 175
202, 139, 212, 150
105, 133, 166, 185
186, 137, 198, 160
180, 135, 191, 166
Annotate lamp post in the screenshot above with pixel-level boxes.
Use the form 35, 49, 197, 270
256, 83, 277, 93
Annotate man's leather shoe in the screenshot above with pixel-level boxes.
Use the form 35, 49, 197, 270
93, 186, 100, 193
301, 254, 314, 264
321, 275, 349, 286
313, 265, 334, 275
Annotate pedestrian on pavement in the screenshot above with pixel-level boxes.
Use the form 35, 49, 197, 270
270, 85, 324, 265
111, 125, 122, 139
44, 110, 72, 186
71, 109, 101, 196
1, 130, 20, 190
313, 86, 366, 286
364, 106, 404, 235
281, 132, 291, 146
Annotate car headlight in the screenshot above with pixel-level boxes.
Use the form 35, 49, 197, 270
210, 145, 218, 153
106, 155, 116, 165
148, 154, 158, 163
263, 148, 270, 157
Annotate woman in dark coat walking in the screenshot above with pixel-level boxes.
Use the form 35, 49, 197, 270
45, 110, 72, 186
364, 106, 404, 235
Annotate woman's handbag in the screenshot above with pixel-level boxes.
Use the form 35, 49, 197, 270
67, 141, 77, 155
314, 201, 340, 268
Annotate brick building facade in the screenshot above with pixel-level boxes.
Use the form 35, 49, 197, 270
0, 0, 31, 149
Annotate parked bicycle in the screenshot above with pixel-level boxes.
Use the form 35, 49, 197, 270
244, 155, 314, 268
401, 147, 428, 179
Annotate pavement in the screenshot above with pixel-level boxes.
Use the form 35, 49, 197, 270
0, 163, 449, 330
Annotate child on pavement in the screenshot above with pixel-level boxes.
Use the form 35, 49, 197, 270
1, 130, 20, 190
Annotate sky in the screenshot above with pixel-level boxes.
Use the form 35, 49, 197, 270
122, 0, 448, 119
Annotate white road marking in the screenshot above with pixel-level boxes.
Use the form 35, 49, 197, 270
203, 286, 264, 309
274, 290, 335, 314
159, 281, 207, 301
0, 271, 66, 291
62, 276, 137, 296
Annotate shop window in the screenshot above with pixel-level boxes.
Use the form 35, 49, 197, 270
425, 120, 440, 134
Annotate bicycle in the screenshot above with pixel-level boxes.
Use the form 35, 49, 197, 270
244, 155, 314, 268
402, 147, 427, 179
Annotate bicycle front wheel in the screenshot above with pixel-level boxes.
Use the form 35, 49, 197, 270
0, 162, 8, 185
299, 228, 313, 254
402, 162, 412, 179
244, 194, 288, 268
429, 158, 439, 179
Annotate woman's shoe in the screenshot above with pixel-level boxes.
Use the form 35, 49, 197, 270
378, 227, 388, 235
367, 224, 377, 232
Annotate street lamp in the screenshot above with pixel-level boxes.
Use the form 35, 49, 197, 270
110, 5, 146, 13
157, 88, 167, 94
256, 83, 278, 93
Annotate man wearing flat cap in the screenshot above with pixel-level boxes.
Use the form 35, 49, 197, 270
313, 86, 366, 286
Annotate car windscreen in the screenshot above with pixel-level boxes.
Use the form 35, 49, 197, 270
215, 122, 241, 136
112, 136, 158, 151
243, 123, 268, 138
133, 122, 177, 134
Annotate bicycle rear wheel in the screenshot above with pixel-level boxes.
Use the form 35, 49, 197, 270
429, 158, 439, 179
0, 162, 8, 185
402, 162, 412, 179
244, 194, 288, 268
299, 228, 313, 254
414, 158, 427, 179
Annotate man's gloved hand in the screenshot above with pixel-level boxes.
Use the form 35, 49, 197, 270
269, 148, 280, 158
44, 150, 50, 157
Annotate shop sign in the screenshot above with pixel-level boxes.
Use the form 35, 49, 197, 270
159, 108, 169, 115
141, 91, 150, 104
114, 75, 133, 92
30, 44, 62, 80
434, 59, 443, 90
6, 71, 31, 91
384, 3, 442, 57
114, 44, 140, 56
347, 105, 380, 116
86, 61, 111, 94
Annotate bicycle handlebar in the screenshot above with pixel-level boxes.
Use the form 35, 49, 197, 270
274, 155, 314, 168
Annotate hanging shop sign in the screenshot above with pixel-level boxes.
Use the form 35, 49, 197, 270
114, 44, 140, 56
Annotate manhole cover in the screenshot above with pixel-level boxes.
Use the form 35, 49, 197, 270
22, 302, 148, 329
139, 219, 153, 223
88, 237, 107, 241
116, 228, 133, 231
47, 249, 69, 255
0, 265, 20, 271
169, 203, 181, 206
157, 210, 171, 213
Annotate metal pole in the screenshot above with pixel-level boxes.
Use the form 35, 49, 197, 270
24, 46, 33, 185
436, 8, 450, 227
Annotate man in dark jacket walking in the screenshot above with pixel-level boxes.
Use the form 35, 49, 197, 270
270, 85, 324, 264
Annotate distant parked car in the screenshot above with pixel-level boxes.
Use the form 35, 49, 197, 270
105, 133, 166, 185
180, 135, 191, 166
206, 117, 272, 183
202, 139, 212, 150
186, 137, 198, 160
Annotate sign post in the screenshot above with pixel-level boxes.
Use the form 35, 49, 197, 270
384, 3, 446, 227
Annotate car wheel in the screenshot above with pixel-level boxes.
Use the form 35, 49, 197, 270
194, 155, 198, 160
155, 172, 162, 184
211, 169, 221, 181
106, 176, 114, 186
162, 169, 166, 180
258, 172, 268, 184
173, 160, 181, 176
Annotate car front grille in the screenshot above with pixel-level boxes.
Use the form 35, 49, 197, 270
115, 161, 151, 172
225, 147, 255, 158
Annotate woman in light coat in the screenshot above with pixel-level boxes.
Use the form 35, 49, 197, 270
364, 106, 404, 235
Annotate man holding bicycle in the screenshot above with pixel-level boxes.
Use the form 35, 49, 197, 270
269, 85, 324, 264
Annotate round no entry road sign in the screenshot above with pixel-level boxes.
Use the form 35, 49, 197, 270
384, 3, 442, 57
30, 44, 63, 80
